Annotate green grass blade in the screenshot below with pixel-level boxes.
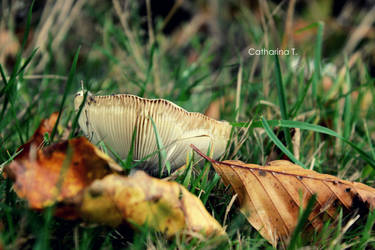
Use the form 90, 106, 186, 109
20, 1, 35, 52
50, 47, 81, 141
0, 149, 23, 173
123, 125, 138, 170
69, 90, 88, 139
359, 209, 375, 248
312, 22, 324, 101
16, 48, 38, 76
343, 58, 352, 140
289, 194, 317, 249
290, 77, 312, 118
274, 54, 293, 151
182, 153, 193, 188
364, 121, 375, 159
201, 173, 220, 205
0, 1, 35, 144
261, 117, 306, 168
232, 119, 375, 168
149, 116, 171, 176
0, 64, 8, 95
274, 55, 288, 120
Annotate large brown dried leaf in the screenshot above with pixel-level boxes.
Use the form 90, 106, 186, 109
192, 146, 375, 247
79, 172, 225, 237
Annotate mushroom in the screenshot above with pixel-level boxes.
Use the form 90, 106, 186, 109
74, 91, 232, 174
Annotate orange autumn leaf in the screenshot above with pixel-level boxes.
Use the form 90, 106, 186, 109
79, 171, 225, 237
5, 137, 122, 216
3, 112, 59, 181
191, 145, 375, 247
29, 112, 59, 147
4, 113, 122, 218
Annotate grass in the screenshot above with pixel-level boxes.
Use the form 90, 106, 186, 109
1, 0, 375, 249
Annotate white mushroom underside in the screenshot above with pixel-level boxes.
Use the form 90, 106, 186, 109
74, 93, 232, 172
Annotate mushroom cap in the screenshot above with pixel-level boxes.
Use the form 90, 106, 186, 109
74, 91, 232, 173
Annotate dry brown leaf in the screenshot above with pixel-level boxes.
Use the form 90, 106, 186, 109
79, 172, 225, 237
192, 145, 375, 247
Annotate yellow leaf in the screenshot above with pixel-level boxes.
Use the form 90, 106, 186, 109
80, 171, 225, 237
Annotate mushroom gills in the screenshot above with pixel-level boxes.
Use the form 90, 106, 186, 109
74, 92, 232, 174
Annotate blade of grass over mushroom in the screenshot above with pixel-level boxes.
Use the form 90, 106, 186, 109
123, 125, 138, 170
97, 141, 128, 170
231, 119, 375, 168
199, 144, 214, 187
261, 117, 306, 167
182, 153, 193, 188
51, 46, 81, 142
149, 116, 171, 176
69, 90, 88, 139
274, 54, 292, 152
103, 138, 172, 171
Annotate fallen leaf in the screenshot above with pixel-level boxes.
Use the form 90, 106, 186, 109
4, 113, 122, 215
26, 112, 59, 147
192, 145, 375, 247
79, 171, 225, 237
3, 112, 59, 180
4, 137, 122, 217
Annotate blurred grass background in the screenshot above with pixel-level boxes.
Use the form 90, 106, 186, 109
1, 0, 375, 248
